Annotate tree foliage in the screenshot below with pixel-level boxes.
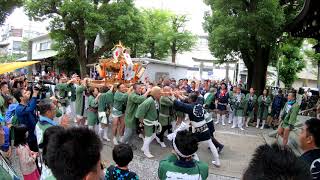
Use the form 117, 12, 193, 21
140, 10, 196, 62
167, 15, 196, 63
0, 0, 22, 24
203, 0, 304, 92
278, 38, 305, 88
140, 9, 172, 60
305, 39, 320, 65
25, 0, 145, 77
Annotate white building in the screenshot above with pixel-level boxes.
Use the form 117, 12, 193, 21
0, 24, 44, 57
18, 34, 57, 73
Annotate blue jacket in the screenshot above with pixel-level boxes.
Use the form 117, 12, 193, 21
15, 97, 38, 143
173, 100, 204, 123
0, 126, 10, 152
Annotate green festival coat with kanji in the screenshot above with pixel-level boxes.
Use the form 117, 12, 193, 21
234, 93, 246, 117
87, 95, 98, 126
228, 91, 236, 111
124, 92, 146, 128
257, 95, 271, 120
112, 91, 128, 116
75, 85, 86, 116
159, 96, 174, 126
98, 90, 114, 112
55, 83, 72, 106
158, 154, 209, 180
135, 96, 159, 137
0, 95, 5, 116
244, 93, 257, 118
281, 101, 300, 128
204, 92, 215, 107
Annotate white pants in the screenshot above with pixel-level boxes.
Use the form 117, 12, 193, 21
199, 139, 220, 163
228, 110, 234, 123
233, 116, 243, 128
70, 101, 76, 121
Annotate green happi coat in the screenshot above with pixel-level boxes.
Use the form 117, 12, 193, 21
280, 101, 300, 129
75, 85, 86, 116
244, 94, 257, 118
125, 92, 146, 129
158, 154, 209, 180
234, 93, 246, 117
98, 90, 114, 112
55, 83, 72, 106
136, 96, 159, 137
0, 95, 5, 116
70, 84, 76, 102
204, 92, 215, 107
159, 96, 174, 126
228, 91, 236, 110
257, 95, 271, 120
87, 95, 98, 126
112, 91, 128, 117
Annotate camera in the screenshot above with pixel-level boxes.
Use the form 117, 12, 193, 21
28, 80, 56, 92
28, 80, 56, 100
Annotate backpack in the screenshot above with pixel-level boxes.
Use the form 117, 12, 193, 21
107, 165, 137, 180
5, 103, 19, 144
5, 103, 18, 124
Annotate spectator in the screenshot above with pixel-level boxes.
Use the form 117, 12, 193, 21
158, 130, 209, 180
13, 87, 39, 152
0, 121, 15, 179
46, 127, 103, 180
299, 118, 320, 180
243, 143, 311, 180
39, 126, 65, 180
13, 124, 40, 180
277, 92, 299, 145
105, 144, 139, 180
0, 81, 10, 116
35, 99, 69, 145
0, 118, 10, 157
270, 89, 286, 129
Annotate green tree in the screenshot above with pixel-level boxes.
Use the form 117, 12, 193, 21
167, 15, 196, 63
305, 39, 320, 89
203, 0, 304, 93
0, 0, 22, 24
25, 0, 145, 77
278, 38, 304, 88
140, 9, 171, 60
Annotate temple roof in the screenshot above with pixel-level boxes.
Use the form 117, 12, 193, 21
286, 0, 320, 39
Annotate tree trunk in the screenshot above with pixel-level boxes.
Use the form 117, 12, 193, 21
171, 52, 176, 64
251, 46, 270, 94
318, 61, 320, 91
78, 39, 88, 78
150, 42, 155, 59
171, 41, 177, 63
246, 62, 253, 90
78, 57, 87, 78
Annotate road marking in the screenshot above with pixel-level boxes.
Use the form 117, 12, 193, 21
216, 130, 261, 138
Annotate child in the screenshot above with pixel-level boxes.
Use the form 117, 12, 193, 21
105, 144, 139, 180
14, 124, 40, 180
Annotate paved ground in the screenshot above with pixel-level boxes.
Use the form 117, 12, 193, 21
100, 123, 273, 180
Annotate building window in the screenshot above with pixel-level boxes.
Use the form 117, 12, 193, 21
40, 41, 51, 51
10, 29, 23, 37
12, 41, 22, 51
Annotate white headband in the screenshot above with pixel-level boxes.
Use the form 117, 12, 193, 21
173, 137, 193, 158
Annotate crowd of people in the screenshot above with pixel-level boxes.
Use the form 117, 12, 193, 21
0, 72, 319, 180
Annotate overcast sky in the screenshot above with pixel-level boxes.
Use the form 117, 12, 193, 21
4, 0, 209, 35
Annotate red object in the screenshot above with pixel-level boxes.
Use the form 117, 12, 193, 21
23, 169, 40, 180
